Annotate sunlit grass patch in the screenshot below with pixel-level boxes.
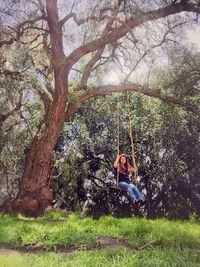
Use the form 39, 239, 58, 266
0, 247, 200, 267
0, 252, 25, 267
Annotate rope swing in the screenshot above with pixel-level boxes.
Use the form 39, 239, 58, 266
115, 90, 138, 186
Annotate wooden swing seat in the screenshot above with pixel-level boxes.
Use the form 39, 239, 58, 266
111, 185, 127, 192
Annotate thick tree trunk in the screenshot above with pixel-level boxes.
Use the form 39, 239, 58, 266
13, 116, 65, 216
4, 83, 67, 216
2, 0, 68, 216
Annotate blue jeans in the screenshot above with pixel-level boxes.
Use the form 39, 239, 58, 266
119, 181, 144, 201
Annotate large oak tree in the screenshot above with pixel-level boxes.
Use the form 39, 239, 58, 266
1, 0, 200, 216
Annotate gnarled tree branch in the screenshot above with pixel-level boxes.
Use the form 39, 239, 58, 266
0, 15, 46, 47
66, 1, 200, 71
77, 10, 118, 90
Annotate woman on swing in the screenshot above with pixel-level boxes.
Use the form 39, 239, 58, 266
113, 154, 144, 205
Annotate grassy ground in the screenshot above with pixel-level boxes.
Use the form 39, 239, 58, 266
0, 212, 199, 266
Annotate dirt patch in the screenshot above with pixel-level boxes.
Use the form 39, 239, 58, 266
0, 237, 130, 255
0, 243, 78, 255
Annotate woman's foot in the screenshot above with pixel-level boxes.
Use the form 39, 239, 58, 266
132, 199, 136, 205
136, 199, 145, 207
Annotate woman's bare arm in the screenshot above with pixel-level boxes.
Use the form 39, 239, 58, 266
130, 165, 138, 173
130, 157, 138, 173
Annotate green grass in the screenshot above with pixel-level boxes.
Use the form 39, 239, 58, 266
0, 212, 200, 266
0, 213, 199, 249
0, 247, 200, 267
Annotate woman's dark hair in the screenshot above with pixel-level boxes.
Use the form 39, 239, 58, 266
119, 154, 129, 174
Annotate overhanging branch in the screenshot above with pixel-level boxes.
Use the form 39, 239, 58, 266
65, 83, 200, 120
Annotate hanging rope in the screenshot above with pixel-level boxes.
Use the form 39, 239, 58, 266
116, 90, 120, 186
126, 92, 138, 182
